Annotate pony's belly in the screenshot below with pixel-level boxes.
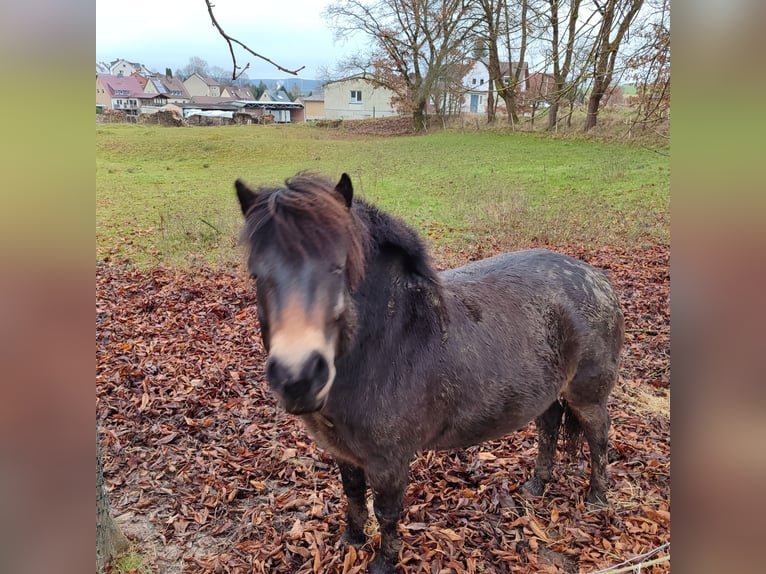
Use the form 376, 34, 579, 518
428, 414, 531, 451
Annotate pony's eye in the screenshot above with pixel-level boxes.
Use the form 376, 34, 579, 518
331, 264, 345, 276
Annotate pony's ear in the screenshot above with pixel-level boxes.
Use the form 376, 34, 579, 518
235, 179, 256, 216
335, 173, 353, 208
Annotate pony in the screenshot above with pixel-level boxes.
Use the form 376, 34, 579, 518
235, 172, 624, 574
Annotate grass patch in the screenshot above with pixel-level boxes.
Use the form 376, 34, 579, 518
111, 547, 150, 574
97, 123, 669, 267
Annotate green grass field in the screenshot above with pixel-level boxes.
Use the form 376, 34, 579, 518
96, 122, 669, 267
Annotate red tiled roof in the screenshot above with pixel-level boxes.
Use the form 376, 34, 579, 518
97, 74, 146, 98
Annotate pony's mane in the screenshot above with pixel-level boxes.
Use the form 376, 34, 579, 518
242, 173, 367, 288
242, 172, 441, 294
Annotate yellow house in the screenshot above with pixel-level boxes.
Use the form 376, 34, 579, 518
323, 75, 397, 120
298, 93, 325, 121
183, 72, 222, 97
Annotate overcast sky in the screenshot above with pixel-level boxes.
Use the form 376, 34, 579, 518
96, 0, 364, 79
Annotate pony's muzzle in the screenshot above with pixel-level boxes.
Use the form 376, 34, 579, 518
266, 351, 331, 414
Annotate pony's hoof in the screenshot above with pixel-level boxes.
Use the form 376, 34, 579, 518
521, 476, 546, 497
342, 528, 367, 548
368, 554, 397, 574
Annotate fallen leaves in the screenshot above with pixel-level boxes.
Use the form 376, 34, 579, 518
97, 244, 670, 573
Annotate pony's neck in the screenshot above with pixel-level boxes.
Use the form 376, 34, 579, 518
347, 203, 447, 349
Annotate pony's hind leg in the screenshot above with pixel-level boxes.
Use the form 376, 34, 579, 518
338, 461, 368, 546
522, 400, 564, 496
562, 365, 616, 505
569, 401, 611, 505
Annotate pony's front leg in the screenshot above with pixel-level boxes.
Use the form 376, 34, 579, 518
368, 464, 408, 574
338, 461, 368, 546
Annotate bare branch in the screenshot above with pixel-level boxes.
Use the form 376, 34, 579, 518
204, 0, 305, 79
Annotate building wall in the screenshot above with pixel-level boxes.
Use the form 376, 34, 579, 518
184, 74, 211, 97
324, 78, 397, 120
302, 100, 325, 121
110, 60, 137, 77
96, 78, 112, 110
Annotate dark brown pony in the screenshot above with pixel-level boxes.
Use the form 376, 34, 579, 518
235, 173, 624, 574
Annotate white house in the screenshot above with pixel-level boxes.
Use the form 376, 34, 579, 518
460, 59, 529, 114
323, 74, 398, 120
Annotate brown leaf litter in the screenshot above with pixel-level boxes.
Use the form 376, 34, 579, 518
97, 244, 669, 573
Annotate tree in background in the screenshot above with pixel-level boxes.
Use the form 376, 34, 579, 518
476, 0, 533, 125
324, 0, 478, 131
177, 56, 211, 81
584, 0, 645, 130
624, 0, 669, 131
165, 67, 173, 79
543, 0, 584, 131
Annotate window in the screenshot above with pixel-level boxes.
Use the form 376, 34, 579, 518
350, 90, 362, 103
472, 78, 477, 85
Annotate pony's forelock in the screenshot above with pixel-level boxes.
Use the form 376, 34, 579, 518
242, 173, 368, 290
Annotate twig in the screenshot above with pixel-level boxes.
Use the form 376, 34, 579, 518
204, 0, 305, 80
587, 543, 670, 574
199, 218, 222, 234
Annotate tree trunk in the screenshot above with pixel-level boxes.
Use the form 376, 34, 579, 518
583, 0, 645, 131
547, 100, 559, 131
413, 100, 427, 132
97, 426, 128, 572
584, 91, 603, 130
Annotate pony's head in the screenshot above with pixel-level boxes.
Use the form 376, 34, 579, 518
236, 173, 365, 414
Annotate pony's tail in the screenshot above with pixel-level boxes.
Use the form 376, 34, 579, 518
561, 402, 584, 457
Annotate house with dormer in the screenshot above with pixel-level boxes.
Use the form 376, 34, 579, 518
221, 85, 254, 100
140, 74, 191, 104
96, 74, 167, 116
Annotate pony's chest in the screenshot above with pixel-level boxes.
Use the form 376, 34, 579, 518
301, 413, 365, 467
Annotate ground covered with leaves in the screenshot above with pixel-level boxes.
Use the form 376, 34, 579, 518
97, 244, 669, 573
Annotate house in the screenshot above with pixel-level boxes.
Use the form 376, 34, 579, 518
298, 92, 325, 121
259, 89, 292, 104
221, 85, 254, 100
460, 59, 529, 114
183, 72, 223, 97
323, 74, 397, 120
105, 59, 154, 77
257, 89, 299, 123
141, 74, 192, 104
96, 74, 165, 117
526, 72, 556, 106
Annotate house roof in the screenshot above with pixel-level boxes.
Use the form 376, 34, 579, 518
225, 86, 254, 100
161, 77, 191, 98
131, 72, 149, 89
323, 73, 379, 86
299, 92, 324, 102
190, 95, 237, 105
189, 72, 221, 87
97, 74, 147, 98
260, 89, 292, 103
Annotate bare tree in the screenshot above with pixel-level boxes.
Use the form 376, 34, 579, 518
324, 0, 478, 131
475, 0, 532, 126
543, 0, 585, 131
584, 0, 645, 130
179, 56, 211, 80
624, 0, 669, 131
204, 0, 304, 79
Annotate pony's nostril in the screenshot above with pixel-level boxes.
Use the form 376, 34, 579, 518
302, 351, 329, 386
266, 357, 289, 386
